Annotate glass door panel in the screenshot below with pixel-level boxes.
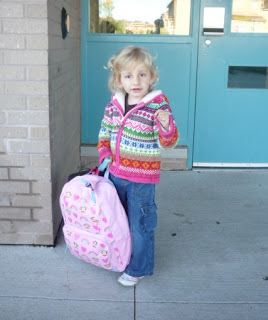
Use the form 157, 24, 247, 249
231, 0, 268, 33
89, 0, 191, 35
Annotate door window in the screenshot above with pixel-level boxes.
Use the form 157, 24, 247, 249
89, 0, 191, 35
231, 0, 268, 33
228, 66, 268, 88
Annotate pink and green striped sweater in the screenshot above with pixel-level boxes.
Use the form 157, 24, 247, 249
98, 90, 179, 184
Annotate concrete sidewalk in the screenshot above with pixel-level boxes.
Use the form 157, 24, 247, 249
1, 170, 268, 320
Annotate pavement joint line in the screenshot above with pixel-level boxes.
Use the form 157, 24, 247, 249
1, 296, 268, 305
0, 296, 134, 302
134, 286, 136, 320
133, 301, 268, 305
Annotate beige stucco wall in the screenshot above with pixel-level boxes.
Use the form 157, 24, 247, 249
0, 0, 81, 245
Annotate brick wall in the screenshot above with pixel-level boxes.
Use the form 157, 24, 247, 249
0, 0, 81, 245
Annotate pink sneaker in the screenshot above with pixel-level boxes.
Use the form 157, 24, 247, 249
118, 273, 145, 287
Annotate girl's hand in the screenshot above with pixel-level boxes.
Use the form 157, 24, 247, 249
155, 109, 170, 131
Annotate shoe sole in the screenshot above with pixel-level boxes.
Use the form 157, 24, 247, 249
118, 279, 138, 287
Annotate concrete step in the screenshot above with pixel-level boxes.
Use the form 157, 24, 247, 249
80, 145, 188, 170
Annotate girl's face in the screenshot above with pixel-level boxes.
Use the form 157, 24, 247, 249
118, 63, 156, 105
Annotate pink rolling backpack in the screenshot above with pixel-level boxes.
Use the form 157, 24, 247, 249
59, 159, 131, 272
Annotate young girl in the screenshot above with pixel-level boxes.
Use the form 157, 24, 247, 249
98, 46, 179, 286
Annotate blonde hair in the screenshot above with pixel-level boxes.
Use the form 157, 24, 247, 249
107, 46, 158, 93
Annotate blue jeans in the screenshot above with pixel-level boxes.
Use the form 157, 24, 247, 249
109, 173, 157, 277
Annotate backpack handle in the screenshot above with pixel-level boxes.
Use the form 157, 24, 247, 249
98, 157, 112, 182
98, 157, 111, 172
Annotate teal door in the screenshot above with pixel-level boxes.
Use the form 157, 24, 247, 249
81, 0, 199, 168
193, 0, 268, 167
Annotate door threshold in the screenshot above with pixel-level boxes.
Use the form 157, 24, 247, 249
193, 162, 268, 168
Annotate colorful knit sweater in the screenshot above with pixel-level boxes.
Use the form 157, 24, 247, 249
97, 90, 179, 184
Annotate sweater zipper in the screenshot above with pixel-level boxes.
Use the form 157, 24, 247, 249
113, 93, 162, 171
115, 102, 145, 171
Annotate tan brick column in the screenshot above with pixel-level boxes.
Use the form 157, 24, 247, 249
0, 0, 81, 244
